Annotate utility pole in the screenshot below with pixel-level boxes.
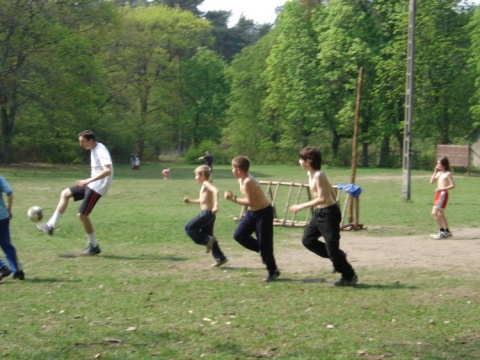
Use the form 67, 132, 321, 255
402, 0, 415, 201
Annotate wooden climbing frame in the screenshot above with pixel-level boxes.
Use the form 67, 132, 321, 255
234, 180, 364, 230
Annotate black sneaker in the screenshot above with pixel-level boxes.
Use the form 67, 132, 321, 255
13, 271, 25, 280
37, 223, 54, 236
264, 269, 280, 282
334, 274, 358, 286
82, 244, 101, 256
0, 266, 12, 281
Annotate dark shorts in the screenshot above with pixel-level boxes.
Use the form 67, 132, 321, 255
69, 186, 102, 215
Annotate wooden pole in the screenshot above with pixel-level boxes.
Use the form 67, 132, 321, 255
349, 67, 364, 224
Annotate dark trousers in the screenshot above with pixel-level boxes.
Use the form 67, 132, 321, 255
302, 204, 355, 279
233, 205, 277, 274
0, 218, 20, 273
184, 210, 226, 261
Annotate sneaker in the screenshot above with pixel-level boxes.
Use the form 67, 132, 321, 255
211, 258, 228, 268
37, 223, 54, 236
13, 271, 25, 280
82, 244, 101, 256
0, 266, 11, 281
432, 231, 447, 240
264, 269, 280, 282
443, 231, 453, 238
334, 274, 358, 286
205, 236, 216, 254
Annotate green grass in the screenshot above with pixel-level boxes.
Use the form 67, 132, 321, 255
1, 163, 479, 359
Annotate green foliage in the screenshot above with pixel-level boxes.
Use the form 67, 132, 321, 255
179, 48, 229, 148
183, 140, 230, 165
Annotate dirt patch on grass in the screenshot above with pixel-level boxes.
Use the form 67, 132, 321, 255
215, 227, 480, 276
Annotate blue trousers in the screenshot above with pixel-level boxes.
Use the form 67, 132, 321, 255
184, 210, 226, 261
233, 205, 277, 274
0, 218, 20, 273
301, 203, 355, 279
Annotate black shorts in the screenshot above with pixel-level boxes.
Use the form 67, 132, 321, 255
69, 186, 102, 215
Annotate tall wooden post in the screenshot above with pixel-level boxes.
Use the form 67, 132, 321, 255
349, 67, 364, 225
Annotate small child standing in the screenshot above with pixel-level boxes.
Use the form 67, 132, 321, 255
430, 156, 455, 239
183, 165, 228, 267
290, 146, 357, 286
224, 156, 280, 282
0, 175, 25, 281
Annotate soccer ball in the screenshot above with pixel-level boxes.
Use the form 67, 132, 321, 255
27, 206, 44, 222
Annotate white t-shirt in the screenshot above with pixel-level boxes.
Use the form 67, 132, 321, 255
88, 142, 113, 196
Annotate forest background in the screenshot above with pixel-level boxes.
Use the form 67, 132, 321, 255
2, 0, 480, 169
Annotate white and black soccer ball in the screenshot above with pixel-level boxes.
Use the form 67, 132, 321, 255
27, 206, 44, 222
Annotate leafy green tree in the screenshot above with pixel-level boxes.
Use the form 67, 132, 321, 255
469, 3, 480, 138
204, 11, 273, 62
413, 0, 475, 146
178, 48, 229, 149
0, 0, 116, 164
102, 5, 212, 159
262, 0, 321, 155
223, 29, 280, 162
312, 0, 374, 158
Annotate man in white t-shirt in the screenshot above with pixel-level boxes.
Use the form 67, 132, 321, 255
37, 130, 113, 255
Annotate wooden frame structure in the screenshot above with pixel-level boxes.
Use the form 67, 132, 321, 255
234, 181, 364, 230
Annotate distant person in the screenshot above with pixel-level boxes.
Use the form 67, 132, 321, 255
198, 151, 213, 170
430, 156, 455, 239
130, 153, 136, 169
0, 175, 24, 281
162, 168, 171, 179
224, 156, 279, 282
183, 165, 228, 267
290, 146, 358, 286
134, 156, 140, 170
36, 130, 113, 255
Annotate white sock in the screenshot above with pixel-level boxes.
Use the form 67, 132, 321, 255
87, 233, 98, 247
47, 211, 62, 228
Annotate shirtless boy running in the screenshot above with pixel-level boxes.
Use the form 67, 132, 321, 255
224, 156, 280, 282
290, 146, 358, 286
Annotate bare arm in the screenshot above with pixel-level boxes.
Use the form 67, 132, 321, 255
76, 164, 112, 188
290, 172, 332, 213
430, 167, 440, 184
183, 197, 200, 204
224, 178, 253, 207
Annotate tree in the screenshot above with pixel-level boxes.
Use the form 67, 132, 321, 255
223, 30, 280, 161
102, 5, 212, 159
178, 48, 229, 149
0, 0, 117, 164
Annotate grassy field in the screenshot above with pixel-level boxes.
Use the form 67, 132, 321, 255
0, 163, 479, 359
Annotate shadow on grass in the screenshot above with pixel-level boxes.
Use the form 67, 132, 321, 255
58, 253, 188, 262
1, 278, 82, 284
101, 254, 188, 262
349, 283, 418, 290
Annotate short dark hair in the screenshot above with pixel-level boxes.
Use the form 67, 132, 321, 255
439, 156, 450, 171
299, 146, 322, 170
232, 156, 250, 172
78, 130, 95, 141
